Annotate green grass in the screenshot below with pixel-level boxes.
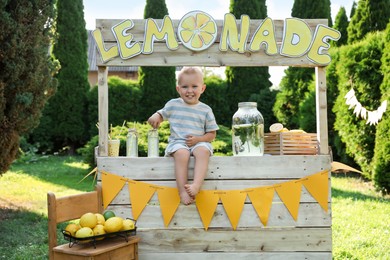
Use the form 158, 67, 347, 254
331, 174, 390, 260
0, 156, 389, 259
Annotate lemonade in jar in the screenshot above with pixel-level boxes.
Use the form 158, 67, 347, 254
232, 102, 264, 156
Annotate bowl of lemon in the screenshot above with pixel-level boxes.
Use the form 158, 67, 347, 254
62, 210, 136, 248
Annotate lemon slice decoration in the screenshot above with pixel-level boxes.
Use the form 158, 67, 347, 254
178, 11, 217, 51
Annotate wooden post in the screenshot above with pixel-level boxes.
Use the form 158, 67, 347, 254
315, 67, 329, 155
98, 66, 108, 156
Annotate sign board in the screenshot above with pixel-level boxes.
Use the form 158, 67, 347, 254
93, 11, 340, 67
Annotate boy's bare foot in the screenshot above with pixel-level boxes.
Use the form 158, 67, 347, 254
180, 191, 193, 205
184, 184, 200, 197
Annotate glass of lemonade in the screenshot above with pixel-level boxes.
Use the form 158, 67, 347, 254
108, 139, 120, 157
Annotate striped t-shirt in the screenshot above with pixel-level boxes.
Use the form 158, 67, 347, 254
158, 98, 219, 144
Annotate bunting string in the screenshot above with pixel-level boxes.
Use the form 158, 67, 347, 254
86, 161, 361, 230
344, 88, 387, 125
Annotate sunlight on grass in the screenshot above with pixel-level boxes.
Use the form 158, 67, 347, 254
63, 161, 90, 170
0, 170, 89, 215
0, 156, 95, 216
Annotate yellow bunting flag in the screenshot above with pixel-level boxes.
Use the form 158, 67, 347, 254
303, 171, 329, 212
195, 190, 220, 230
275, 180, 302, 221
220, 190, 248, 230
101, 171, 126, 209
247, 187, 274, 226
128, 180, 156, 220
156, 186, 181, 227
331, 161, 363, 174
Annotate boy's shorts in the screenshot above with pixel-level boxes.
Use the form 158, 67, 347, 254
165, 141, 213, 156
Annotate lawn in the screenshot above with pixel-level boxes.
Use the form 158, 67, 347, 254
0, 155, 389, 259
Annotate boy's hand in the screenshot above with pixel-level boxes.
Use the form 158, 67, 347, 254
148, 113, 163, 129
185, 135, 199, 147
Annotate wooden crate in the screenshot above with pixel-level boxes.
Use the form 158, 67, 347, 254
264, 132, 319, 155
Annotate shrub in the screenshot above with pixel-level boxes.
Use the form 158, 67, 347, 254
86, 77, 142, 138
79, 122, 233, 167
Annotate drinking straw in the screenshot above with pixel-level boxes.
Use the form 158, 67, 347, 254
118, 120, 126, 136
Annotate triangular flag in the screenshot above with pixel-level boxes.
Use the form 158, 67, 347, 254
195, 190, 220, 230
128, 180, 156, 220
303, 171, 329, 212
156, 186, 180, 227
220, 190, 247, 230
247, 187, 274, 226
101, 171, 126, 209
331, 161, 362, 174
275, 180, 302, 221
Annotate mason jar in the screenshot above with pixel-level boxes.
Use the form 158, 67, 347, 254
126, 128, 138, 157
147, 129, 159, 157
232, 102, 264, 156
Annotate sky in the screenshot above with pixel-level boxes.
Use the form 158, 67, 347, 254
83, 0, 355, 86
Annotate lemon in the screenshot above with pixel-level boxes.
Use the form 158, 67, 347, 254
121, 219, 135, 231
269, 123, 283, 133
103, 210, 116, 220
104, 216, 123, 233
75, 227, 94, 238
290, 129, 306, 133
178, 11, 217, 51
79, 212, 98, 229
95, 213, 105, 225
93, 224, 106, 240
64, 223, 80, 237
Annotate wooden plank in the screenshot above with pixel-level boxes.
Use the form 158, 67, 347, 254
53, 236, 139, 257
107, 203, 331, 229
136, 228, 332, 252
95, 19, 328, 42
97, 155, 331, 180
105, 179, 331, 204
139, 252, 332, 260
53, 191, 100, 223
97, 66, 108, 156
316, 67, 329, 154
96, 43, 320, 67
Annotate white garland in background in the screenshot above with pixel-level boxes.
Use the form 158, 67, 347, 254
344, 88, 388, 125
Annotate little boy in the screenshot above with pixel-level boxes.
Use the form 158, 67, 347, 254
148, 67, 219, 205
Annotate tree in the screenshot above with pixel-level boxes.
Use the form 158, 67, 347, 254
350, 1, 357, 19
273, 67, 314, 129
291, 0, 332, 26
0, 0, 57, 174
225, 0, 274, 128
138, 0, 176, 118
332, 6, 349, 46
201, 75, 229, 125
273, 0, 332, 130
372, 21, 390, 193
334, 32, 385, 176
347, 0, 390, 44
32, 0, 90, 153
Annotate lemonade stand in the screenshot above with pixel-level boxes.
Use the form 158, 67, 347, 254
92, 11, 339, 259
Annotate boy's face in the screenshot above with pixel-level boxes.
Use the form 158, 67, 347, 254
176, 73, 206, 105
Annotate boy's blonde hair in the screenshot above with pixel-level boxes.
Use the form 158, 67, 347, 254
177, 67, 204, 85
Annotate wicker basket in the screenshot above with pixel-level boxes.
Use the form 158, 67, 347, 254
264, 132, 319, 155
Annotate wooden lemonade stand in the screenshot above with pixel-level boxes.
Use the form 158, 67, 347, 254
93, 13, 339, 260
